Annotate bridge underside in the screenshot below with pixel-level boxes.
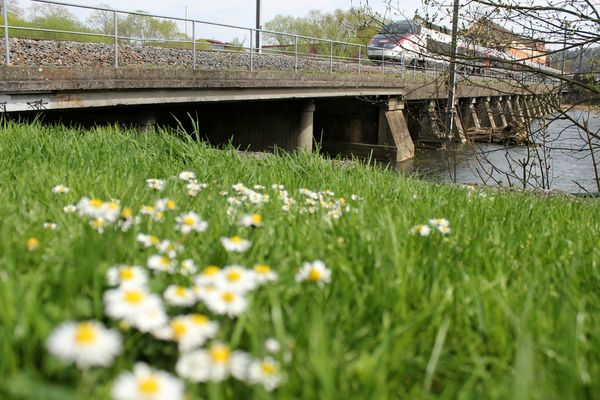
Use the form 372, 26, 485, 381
0, 67, 556, 163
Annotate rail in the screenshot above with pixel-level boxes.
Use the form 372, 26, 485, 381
0, 0, 545, 84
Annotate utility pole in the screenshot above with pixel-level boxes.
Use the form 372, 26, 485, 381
185, 6, 188, 38
445, 0, 460, 182
255, 0, 261, 53
2, 0, 9, 65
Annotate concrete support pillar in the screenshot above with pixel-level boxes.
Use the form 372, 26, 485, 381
378, 98, 414, 162
459, 98, 480, 131
482, 97, 497, 129
298, 102, 315, 153
521, 96, 532, 122
492, 96, 508, 128
503, 97, 515, 124
451, 100, 468, 143
511, 95, 526, 124
533, 97, 544, 117
136, 110, 157, 132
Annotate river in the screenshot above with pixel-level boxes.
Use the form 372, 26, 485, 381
398, 110, 600, 193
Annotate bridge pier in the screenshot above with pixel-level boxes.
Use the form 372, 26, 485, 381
460, 98, 481, 130
298, 102, 315, 153
491, 97, 508, 128
378, 98, 415, 162
511, 95, 526, 124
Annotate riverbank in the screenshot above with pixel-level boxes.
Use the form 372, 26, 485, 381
0, 122, 598, 399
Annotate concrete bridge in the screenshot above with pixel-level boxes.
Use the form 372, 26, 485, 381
0, 65, 554, 163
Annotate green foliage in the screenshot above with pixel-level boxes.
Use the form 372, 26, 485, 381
264, 9, 380, 58
0, 122, 599, 398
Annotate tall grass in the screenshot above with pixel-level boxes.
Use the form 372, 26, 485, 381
0, 122, 598, 399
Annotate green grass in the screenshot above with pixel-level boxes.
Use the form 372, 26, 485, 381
0, 122, 598, 399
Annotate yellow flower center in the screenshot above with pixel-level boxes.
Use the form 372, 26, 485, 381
182, 216, 195, 226
124, 290, 144, 304
121, 208, 133, 218
171, 320, 187, 339
138, 376, 160, 395
89, 198, 103, 208
107, 202, 119, 210
175, 287, 187, 297
74, 322, 97, 345
26, 237, 39, 250
230, 236, 242, 244
250, 213, 262, 224
226, 271, 242, 282
260, 361, 277, 376
91, 218, 105, 228
308, 268, 322, 282
203, 266, 220, 276
190, 314, 208, 325
120, 267, 134, 281
159, 257, 170, 266
149, 235, 159, 245
221, 292, 235, 303
210, 345, 231, 363
254, 264, 271, 274
166, 200, 176, 210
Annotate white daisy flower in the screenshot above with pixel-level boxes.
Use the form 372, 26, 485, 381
146, 179, 166, 191
295, 260, 331, 287
163, 285, 196, 307
194, 266, 222, 289
89, 217, 107, 233
134, 304, 170, 333
107, 265, 148, 288
77, 197, 106, 219
103, 287, 164, 329
112, 362, 184, 400
264, 338, 281, 353
180, 259, 197, 276
63, 204, 77, 213
176, 343, 250, 383
253, 264, 278, 285
248, 357, 282, 391
175, 212, 208, 234
215, 265, 257, 293
220, 236, 251, 253
43, 222, 57, 230
147, 254, 176, 273
140, 205, 155, 215
136, 233, 160, 248
239, 213, 263, 228
153, 314, 218, 352
52, 184, 70, 194
410, 224, 431, 237
178, 171, 196, 181
438, 225, 451, 235
204, 289, 248, 317
154, 198, 177, 212
429, 218, 449, 228
186, 181, 208, 197
46, 321, 122, 369
156, 240, 182, 259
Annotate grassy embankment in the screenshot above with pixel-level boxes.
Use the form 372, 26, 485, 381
0, 122, 598, 399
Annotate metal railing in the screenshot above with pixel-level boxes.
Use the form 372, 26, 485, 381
0, 0, 546, 84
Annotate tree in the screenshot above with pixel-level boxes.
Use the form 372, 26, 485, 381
86, 4, 114, 35
1, 1, 23, 20
358, 0, 600, 192
263, 9, 381, 57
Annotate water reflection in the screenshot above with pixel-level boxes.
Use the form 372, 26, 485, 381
398, 111, 600, 193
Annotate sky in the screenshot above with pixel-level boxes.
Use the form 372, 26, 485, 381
12, 0, 424, 41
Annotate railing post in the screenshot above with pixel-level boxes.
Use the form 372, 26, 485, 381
294, 35, 298, 73
329, 41, 333, 74
401, 53, 405, 79
192, 20, 196, 70
2, 0, 9, 65
249, 29, 253, 72
382, 54, 385, 75
358, 46, 361, 75
113, 10, 118, 68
